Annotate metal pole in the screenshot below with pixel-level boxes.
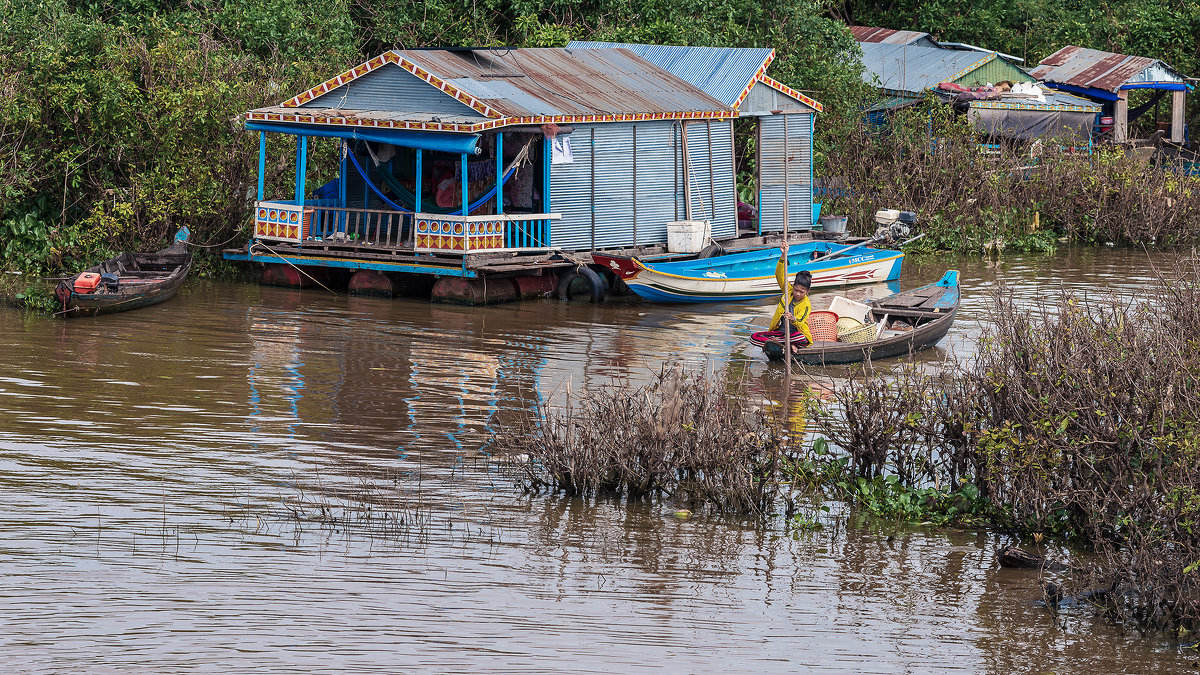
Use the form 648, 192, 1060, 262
632, 125, 637, 246
682, 123, 692, 221
415, 149, 422, 213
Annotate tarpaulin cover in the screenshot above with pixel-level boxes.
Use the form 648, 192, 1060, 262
245, 122, 481, 155
969, 107, 1095, 142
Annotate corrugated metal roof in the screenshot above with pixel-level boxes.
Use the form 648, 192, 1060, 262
850, 26, 937, 47
398, 48, 731, 117
1031, 46, 1185, 92
860, 43, 1000, 94
566, 41, 774, 107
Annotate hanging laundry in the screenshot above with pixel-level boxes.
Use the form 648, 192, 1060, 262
551, 136, 574, 164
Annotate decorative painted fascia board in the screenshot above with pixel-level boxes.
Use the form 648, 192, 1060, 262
245, 109, 737, 134
756, 74, 824, 112
949, 54, 997, 83
971, 101, 1100, 112
280, 52, 502, 118
731, 50, 775, 111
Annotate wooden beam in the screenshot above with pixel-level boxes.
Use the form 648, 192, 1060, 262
1114, 90, 1129, 143
1171, 90, 1186, 144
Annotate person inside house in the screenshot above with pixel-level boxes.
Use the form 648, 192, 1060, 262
769, 252, 814, 351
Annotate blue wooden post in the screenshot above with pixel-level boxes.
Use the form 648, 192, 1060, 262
495, 133, 504, 215
257, 132, 266, 202
339, 141, 348, 232
415, 150, 423, 213
460, 152, 468, 216
543, 136, 552, 247
295, 135, 308, 203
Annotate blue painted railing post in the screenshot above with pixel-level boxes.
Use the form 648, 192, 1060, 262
495, 134, 504, 215
257, 132, 266, 202
338, 141, 347, 233
543, 136, 552, 246
295, 135, 308, 203
415, 150, 423, 213
460, 153, 468, 217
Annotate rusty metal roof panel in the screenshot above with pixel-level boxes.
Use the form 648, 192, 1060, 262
396, 48, 732, 117
1031, 46, 1183, 92
566, 42, 774, 107
850, 26, 939, 48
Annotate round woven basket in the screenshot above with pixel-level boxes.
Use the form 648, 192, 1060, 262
807, 310, 839, 342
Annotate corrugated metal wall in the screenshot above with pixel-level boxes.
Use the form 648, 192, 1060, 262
304, 66, 482, 117
759, 113, 813, 232
550, 120, 699, 250
956, 58, 1034, 87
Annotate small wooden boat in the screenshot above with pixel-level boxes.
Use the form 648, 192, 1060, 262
756, 270, 960, 365
54, 227, 192, 318
592, 240, 903, 303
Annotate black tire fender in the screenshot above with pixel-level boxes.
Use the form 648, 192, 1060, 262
556, 266, 606, 302
697, 243, 725, 259
587, 264, 613, 297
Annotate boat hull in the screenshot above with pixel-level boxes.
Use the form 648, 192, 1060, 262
762, 309, 956, 365
594, 242, 903, 304
57, 228, 192, 318
760, 270, 960, 365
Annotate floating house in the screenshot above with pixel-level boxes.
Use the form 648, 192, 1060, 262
857, 40, 1101, 142
1030, 46, 1192, 143
225, 45, 822, 300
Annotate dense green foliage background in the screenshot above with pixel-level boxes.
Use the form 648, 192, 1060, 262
0, 0, 1195, 274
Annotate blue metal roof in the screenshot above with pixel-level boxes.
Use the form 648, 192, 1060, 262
860, 43, 1002, 94
567, 41, 774, 107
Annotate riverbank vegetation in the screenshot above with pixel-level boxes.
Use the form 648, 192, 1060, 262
824, 105, 1200, 253
1, 0, 1197, 284
804, 254, 1200, 631
494, 255, 1200, 632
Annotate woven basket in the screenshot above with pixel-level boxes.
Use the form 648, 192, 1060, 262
838, 321, 878, 344
807, 310, 839, 342
836, 316, 862, 335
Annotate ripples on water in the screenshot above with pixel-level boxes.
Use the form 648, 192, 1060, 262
0, 249, 1191, 672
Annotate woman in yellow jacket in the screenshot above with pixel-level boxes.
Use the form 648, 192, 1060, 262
769, 254, 814, 351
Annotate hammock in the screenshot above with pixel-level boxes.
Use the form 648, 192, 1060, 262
344, 140, 531, 216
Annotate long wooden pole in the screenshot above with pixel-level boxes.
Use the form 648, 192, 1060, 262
782, 115, 792, 382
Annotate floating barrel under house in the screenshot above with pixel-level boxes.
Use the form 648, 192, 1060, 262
223, 45, 823, 303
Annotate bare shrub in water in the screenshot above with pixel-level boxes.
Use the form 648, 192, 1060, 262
492, 368, 790, 516
814, 254, 1200, 630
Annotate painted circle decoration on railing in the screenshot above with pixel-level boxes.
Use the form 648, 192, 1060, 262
453, 223, 463, 235
258, 209, 267, 219
469, 224, 477, 234
269, 209, 278, 221
290, 212, 299, 224
440, 223, 450, 234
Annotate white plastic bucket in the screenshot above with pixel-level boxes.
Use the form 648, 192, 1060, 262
666, 220, 710, 253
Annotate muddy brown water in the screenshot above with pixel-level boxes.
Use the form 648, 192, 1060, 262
1, 248, 1195, 672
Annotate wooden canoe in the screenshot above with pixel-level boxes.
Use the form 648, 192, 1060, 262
760, 270, 960, 365
54, 227, 192, 318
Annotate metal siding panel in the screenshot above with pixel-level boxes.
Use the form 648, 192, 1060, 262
956, 59, 1033, 87
758, 114, 812, 232
708, 120, 738, 239
549, 126, 595, 250
633, 122, 680, 246
303, 65, 479, 116
592, 124, 636, 248
741, 81, 816, 115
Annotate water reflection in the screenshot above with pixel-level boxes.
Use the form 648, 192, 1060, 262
0, 250, 1192, 671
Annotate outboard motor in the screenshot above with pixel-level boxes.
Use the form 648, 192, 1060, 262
873, 209, 918, 243
101, 272, 120, 293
